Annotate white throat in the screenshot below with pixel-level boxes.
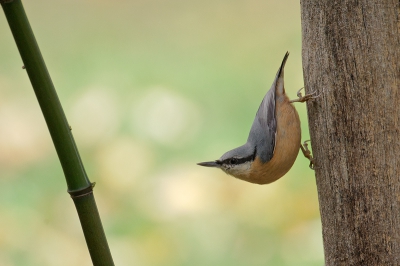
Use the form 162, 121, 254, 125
222, 161, 253, 177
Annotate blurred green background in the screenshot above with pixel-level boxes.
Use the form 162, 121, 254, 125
0, 0, 323, 265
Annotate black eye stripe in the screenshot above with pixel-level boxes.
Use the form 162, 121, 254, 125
223, 154, 255, 165
222, 147, 257, 165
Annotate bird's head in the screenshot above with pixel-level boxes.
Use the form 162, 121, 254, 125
198, 143, 256, 179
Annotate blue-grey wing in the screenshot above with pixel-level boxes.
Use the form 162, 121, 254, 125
247, 52, 289, 163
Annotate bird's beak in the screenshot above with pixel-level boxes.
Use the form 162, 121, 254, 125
197, 160, 221, 168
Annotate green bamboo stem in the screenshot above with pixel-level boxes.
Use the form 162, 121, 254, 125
1, 1, 114, 265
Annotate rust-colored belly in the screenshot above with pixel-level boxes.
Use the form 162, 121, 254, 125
246, 95, 301, 184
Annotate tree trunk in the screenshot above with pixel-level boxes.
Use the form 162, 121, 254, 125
300, 1, 400, 265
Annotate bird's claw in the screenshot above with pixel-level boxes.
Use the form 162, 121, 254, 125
300, 140, 315, 170
290, 87, 322, 103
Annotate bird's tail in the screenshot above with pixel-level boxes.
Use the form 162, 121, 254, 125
277, 51, 289, 78
275, 52, 289, 95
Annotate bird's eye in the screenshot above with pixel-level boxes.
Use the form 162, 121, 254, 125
230, 158, 238, 164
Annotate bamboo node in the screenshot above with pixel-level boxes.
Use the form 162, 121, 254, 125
68, 182, 96, 199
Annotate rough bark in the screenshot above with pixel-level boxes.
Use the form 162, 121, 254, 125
300, 1, 400, 265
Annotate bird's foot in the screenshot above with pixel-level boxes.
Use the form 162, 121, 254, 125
289, 87, 321, 103
300, 140, 315, 170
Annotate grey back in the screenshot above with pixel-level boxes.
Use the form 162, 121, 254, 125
247, 52, 289, 163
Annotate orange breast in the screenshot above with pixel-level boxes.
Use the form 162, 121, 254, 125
245, 94, 301, 184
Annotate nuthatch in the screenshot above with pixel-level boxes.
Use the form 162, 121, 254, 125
198, 52, 318, 185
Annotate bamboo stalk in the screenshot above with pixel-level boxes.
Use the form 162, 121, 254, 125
1, 1, 114, 265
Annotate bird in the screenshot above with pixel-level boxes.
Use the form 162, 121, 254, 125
197, 52, 318, 185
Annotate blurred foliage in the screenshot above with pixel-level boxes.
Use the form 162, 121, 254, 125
0, 0, 323, 265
